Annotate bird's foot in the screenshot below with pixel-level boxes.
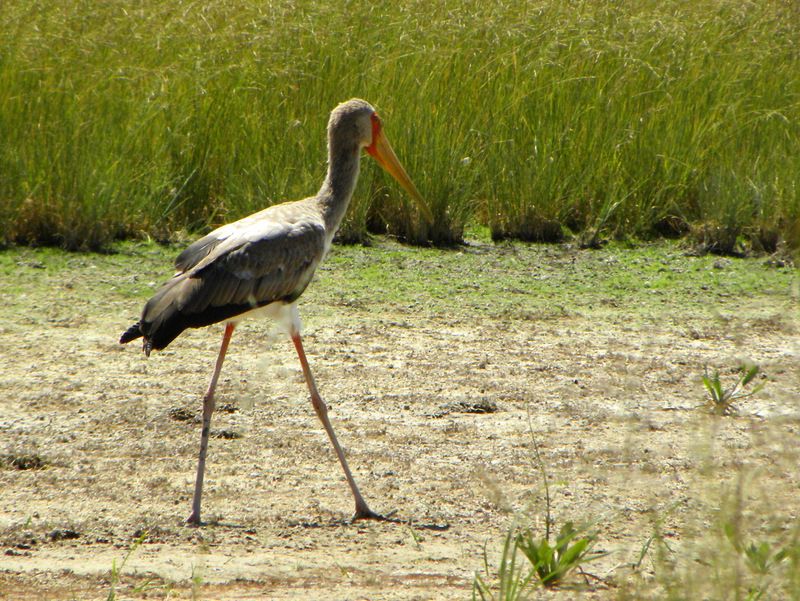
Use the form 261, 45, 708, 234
185, 512, 202, 527
351, 506, 398, 523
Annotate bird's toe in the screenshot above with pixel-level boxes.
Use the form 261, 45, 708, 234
351, 507, 398, 523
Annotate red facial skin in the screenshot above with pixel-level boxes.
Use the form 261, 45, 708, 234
366, 112, 382, 157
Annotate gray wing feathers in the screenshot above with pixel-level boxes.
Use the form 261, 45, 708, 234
173, 216, 256, 272
173, 202, 318, 273
174, 234, 225, 272
147, 217, 326, 324
127, 199, 329, 351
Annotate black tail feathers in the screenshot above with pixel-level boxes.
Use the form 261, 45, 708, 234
119, 321, 143, 344
120, 321, 156, 356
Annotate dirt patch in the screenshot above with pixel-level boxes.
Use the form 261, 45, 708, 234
0, 241, 798, 599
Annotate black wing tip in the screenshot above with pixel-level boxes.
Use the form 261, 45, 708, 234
119, 321, 143, 345
120, 321, 157, 356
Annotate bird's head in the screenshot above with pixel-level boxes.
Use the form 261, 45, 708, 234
329, 98, 433, 224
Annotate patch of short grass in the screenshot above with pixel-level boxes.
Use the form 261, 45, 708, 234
1, 239, 794, 330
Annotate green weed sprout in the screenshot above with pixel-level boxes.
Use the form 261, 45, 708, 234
473, 530, 534, 601
724, 522, 792, 576
472, 410, 606, 597
516, 521, 601, 588
106, 531, 149, 601
702, 365, 764, 415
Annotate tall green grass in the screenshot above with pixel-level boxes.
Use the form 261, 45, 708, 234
0, 0, 797, 250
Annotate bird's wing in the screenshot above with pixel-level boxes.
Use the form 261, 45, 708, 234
173, 205, 276, 273
174, 214, 326, 315
139, 201, 328, 350
173, 231, 227, 273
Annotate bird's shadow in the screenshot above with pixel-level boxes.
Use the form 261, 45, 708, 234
185, 511, 449, 532
287, 511, 450, 532
185, 518, 253, 530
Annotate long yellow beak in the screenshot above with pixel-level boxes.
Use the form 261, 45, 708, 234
367, 127, 434, 224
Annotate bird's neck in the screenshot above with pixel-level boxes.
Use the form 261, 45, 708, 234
317, 141, 361, 234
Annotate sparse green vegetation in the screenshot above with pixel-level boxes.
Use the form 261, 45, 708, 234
702, 364, 764, 415
473, 417, 606, 597
516, 522, 602, 589
0, 0, 797, 250
106, 531, 150, 601
724, 522, 792, 578
473, 530, 534, 601
623, 476, 800, 601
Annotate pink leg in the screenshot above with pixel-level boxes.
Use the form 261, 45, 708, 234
291, 333, 382, 520
187, 323, 235, 525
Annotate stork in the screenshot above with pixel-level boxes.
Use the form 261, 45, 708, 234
120, 99, 431, 525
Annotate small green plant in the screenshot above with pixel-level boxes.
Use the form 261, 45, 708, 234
702, 364, 764, 415
106, 531, 148, 601
724, 523, 792, 576
472, 522, 604, 598
631, 502, 682, 575
472, 411, 606, 597
190, 563, 204, 601
516, 521, 601, 588
721, 520, 799, 600
408, 526, 424, 551
519, 417, 605, 588
473, 530, 534, 601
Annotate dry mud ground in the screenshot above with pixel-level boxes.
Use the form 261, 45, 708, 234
0, 239, 798, 600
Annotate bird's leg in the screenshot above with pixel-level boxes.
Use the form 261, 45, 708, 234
187, 322, 235, 526
291, 333, 382, 521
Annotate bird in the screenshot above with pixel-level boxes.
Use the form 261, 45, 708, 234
120, 98, 432, 525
